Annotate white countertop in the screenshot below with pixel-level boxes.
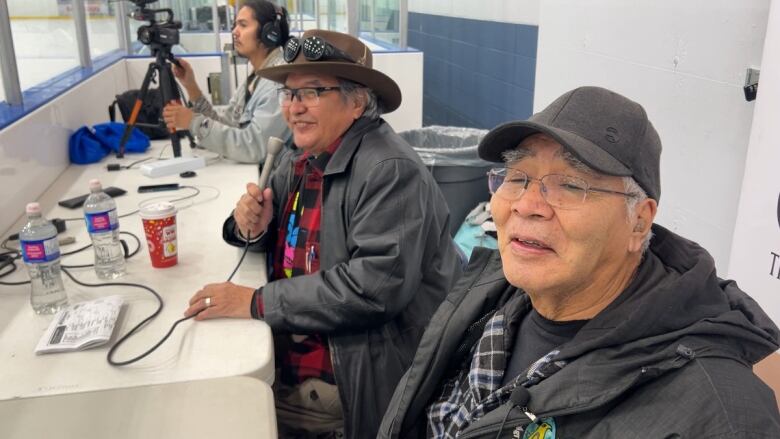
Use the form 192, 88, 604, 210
0, 376, 277, 439
0, 143, 274, 400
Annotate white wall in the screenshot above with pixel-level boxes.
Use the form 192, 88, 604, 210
535, 0, 770, 274
0, 60, 129, 236
374, 51, 423, 132
729, 1, 780, 326
409, 0, 540, 26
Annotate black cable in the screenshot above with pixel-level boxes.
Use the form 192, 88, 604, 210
158, 144, 171, 159
0, 279, 30, 286
119, 210, 140, 219
227, 235, 251, 282
1, 237, 18, 253
0, 254, 29, 285
122, 231, 141, 258
61, 243, 93, 256
59, 267, 176, 366
103, 228, 250, 366
124, 157, 154, 169
0, 238, 26, 285
171, 185, 200, 203
495, 405, 517, 439
495, 386, 533, 438
1, 186, 236, 366
1, 231, 142, 283
0, 255, 18, 277
62, 186, 199, 223
61, 231, 141, 269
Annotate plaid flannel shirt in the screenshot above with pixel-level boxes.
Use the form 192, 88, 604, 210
258, 137, 342, 387
427, 309, 567, 438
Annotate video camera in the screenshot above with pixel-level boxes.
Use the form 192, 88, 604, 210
127, 0, 182, 48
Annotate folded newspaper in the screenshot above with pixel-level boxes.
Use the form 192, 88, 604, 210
35, 295, 124, 355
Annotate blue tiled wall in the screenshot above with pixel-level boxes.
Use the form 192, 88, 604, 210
408, 13, 537, 129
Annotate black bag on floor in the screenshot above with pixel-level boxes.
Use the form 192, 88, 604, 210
108, 88, 168, 140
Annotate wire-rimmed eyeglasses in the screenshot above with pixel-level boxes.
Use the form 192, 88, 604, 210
487, 167, 638, 208
277, 86, 342, 107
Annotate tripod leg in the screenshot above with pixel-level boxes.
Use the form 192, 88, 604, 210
158, 60, 184, 158
117, 62, 157, 158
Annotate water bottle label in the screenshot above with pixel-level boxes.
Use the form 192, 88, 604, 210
21, 237, 60, 263
85, 209, 119, 233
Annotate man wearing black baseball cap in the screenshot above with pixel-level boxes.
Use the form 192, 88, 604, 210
380, 86, 780, 438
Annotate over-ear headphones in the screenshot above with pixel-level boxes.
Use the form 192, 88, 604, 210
259, 5, 283, 47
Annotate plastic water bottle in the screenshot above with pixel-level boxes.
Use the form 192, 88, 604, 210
19, 202, 68, 314
83, 179, 126, 279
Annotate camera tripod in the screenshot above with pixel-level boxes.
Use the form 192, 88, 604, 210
116, 43, 193, 159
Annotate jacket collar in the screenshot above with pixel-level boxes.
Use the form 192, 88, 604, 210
323, 117, 382, 176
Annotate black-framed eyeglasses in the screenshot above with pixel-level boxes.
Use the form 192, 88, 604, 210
277, 86, 342, 107
283, 36, 356, 63
487, 167, 638, 208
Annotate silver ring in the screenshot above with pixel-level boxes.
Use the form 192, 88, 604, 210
204, 297, 212, 307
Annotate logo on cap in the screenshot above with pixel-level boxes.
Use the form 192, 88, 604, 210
605, 127, 620, 143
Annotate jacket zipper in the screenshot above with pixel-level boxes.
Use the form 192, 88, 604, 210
385, 255, 504, 431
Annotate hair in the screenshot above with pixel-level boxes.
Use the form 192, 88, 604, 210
240, 0, 290, 48
338, 79, 382, 120
502, 144, 653, 253
622, 176, 653, 253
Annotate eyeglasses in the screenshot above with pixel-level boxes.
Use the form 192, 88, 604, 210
277, 86, 342, 107
487, 167, 638, 208
283, 36, 357, 63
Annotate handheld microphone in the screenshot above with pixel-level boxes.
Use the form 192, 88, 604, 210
234, 136, 284, 248
258, 136, 284, 189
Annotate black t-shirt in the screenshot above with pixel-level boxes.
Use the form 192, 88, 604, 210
501, 308, 587, 386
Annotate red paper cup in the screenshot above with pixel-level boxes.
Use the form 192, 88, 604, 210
139, 202, 178, 268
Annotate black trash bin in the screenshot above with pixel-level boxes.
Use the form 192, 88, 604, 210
400, 126, 493, 237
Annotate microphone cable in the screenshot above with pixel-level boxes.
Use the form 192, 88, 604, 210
495, 386, 534, 439
102, 137, 283, 365
227, 235, 251, 282
2, 144, 280, 365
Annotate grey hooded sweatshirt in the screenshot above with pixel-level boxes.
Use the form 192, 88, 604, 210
379, 224, 780, 438
187, 48, 290, 163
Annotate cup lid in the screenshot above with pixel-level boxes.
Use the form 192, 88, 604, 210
139, 201, 177, 220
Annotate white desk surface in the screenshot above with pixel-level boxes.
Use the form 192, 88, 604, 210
0, 143, 274, 401
0, 376, 277, 439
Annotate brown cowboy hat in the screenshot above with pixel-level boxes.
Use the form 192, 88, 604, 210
258, 29, 402, 113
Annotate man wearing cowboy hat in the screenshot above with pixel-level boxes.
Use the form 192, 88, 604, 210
184, 30, 463, 438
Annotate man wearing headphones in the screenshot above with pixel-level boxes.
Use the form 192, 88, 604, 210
162, 0, 291, 164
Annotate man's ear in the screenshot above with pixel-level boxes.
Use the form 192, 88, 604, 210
628, 198, 658, 253
350, 90, 367, 119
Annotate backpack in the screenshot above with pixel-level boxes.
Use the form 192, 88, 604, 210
108, 88, 168, 139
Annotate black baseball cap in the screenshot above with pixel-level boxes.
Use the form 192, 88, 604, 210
478, 86, 662, 201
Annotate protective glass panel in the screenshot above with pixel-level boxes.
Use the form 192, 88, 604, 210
8, 0, 80, 90
86, 0, 120, 58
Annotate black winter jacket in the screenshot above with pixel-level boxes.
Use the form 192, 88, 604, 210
379, 224, 780, 438
223, 117, 463, 439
